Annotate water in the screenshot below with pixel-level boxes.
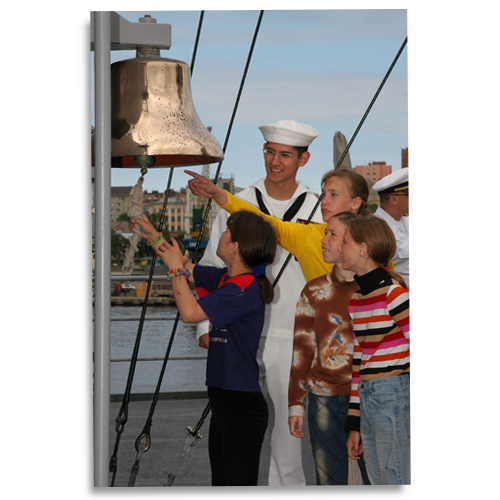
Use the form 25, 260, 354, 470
110, 305, 207, 395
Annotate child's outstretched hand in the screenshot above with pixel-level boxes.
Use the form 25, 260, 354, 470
155, 238, 187, 270
129, 214, 159, 243
184, 170, 228, 206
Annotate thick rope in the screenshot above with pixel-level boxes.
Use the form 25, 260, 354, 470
121, 175, 146, 273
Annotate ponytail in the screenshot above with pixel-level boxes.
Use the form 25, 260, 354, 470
257, 275, 274, 304
252, 265, 274, 304
358, 200, 372, 216
387, 268, 407, 289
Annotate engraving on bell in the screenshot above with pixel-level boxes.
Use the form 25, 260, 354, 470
111, 55, 223, 167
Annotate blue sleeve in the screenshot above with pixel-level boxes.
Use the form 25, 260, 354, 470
197, 282, 260, 330
193, 265, 227, 295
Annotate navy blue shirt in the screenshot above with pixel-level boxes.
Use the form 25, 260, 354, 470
194, 265, 265, 392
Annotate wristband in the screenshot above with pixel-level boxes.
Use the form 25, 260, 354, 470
166, 268, 190, 280
147, 233, 163, 246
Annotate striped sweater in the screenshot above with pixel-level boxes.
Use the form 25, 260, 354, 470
345, 267, 410, 432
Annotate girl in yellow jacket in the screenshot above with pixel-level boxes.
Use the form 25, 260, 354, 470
185, 168, 372, 282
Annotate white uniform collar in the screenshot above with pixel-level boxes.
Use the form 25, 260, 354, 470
375, 206, 395, 222
375, 206, 408, 230
250, 177, 310, 202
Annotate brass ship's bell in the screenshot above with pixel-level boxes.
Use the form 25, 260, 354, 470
109, 46, 223, 168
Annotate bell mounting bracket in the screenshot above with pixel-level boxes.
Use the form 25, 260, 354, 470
90, 12, 172, 51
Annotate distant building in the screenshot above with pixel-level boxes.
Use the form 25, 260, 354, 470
354, 161, 392, 208
143, 190, 187, 237
111, 186, 134, 221
111, 171, 245, 239
111, 187, 188, 237
185, 174, 243, 238
354, 161, 392, 184
402, 148, 409, 169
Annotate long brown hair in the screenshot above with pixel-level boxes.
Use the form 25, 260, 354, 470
345, 215, 407, 288
321, 168, 371, 215
226, 211, 277, 304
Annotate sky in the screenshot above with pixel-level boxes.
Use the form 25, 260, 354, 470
91, 9, 408, 195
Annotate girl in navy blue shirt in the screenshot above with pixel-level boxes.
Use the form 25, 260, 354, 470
131, 210, 276, 486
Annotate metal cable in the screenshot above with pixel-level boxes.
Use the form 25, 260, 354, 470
110, 14, 215, 485
192, 10, 265, 258
190, 11, 205, 76
272, 36, 408, 288
109, 166, 175, 486
122, 11, 265, 486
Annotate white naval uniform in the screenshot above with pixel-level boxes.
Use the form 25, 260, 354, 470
196, 177, 323, 486
374, 206, 410, 289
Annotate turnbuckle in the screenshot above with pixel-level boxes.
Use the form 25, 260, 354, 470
186, 426, 203, 447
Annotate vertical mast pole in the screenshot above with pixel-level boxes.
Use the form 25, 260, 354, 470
93, 10, 111, 487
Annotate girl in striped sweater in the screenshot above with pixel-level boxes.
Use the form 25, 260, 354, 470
341, 215, 410, 485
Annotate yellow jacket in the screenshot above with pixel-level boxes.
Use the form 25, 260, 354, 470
218, 191, 394, 283
219, 191, 332, 282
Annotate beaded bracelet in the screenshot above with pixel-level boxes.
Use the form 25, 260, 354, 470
166, 268, 190, 280
147, 233, 163, 246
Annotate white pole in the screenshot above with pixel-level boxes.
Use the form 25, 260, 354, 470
93, 10, 111, 488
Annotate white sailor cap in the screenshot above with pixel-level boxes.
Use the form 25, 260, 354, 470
372, 168, 409, 196
259, 119, 319, 147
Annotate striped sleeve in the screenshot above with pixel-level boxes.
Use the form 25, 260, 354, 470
345, 333, 362, 432
387, 285, 410, 343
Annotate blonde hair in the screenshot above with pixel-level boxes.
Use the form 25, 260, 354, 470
321, 168, 371, 215
345, 215, 407, 288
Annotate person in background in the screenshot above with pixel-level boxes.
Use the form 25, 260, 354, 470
372, 168, 409, 289
288, 211, 370, 485
341, 215, 410, 485
130, 211, 277, 486
192, 120, 322, 486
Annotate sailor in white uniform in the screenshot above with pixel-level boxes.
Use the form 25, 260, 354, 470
195, 120, 323, 486
372, 168, 410, 289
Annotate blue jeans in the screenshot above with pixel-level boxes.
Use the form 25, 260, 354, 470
308, 392, 370, 485
358, 374, 411, 485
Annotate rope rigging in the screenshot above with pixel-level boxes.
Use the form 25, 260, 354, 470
126, 11, 265, 487
111, 10, 210, 483
110, 166, 175, 486
109, 10, 265, 487
121, 169, 148, 273
163, 400, 212, 486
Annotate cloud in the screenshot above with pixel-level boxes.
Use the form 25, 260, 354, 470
98, 9, 408, 194
191, 65, 407, 127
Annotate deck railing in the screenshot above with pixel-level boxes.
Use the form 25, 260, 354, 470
106, 273, 207, 363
